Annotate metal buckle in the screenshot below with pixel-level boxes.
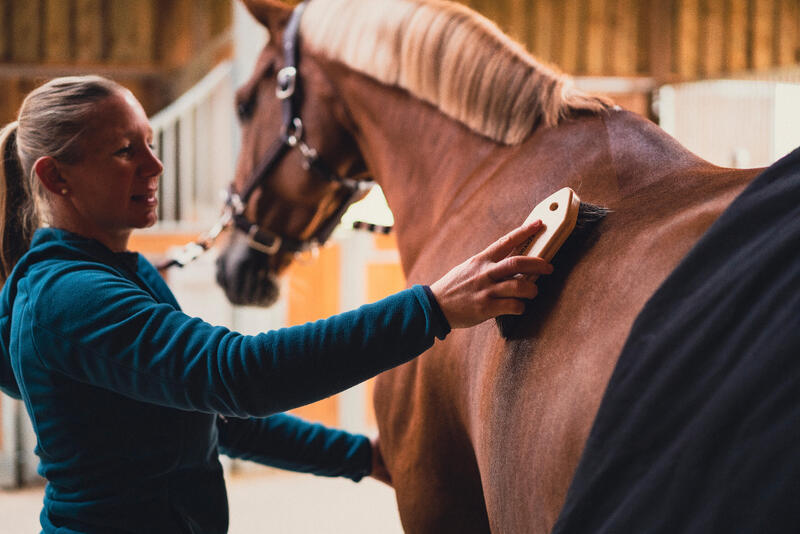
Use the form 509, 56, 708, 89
228, 192, 246, 216
283, 117, 304, 147
276, 67, 297, 100
247, 225, 283, 255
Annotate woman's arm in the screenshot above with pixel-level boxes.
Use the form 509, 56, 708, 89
216, 413, 372, 481
31, 276, 445, 417
29, 220, 549, 416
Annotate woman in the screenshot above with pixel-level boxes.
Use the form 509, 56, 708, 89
0, 76, 551, 533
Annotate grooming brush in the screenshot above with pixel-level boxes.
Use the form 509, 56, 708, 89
496, 187, 607, 339
516, 187, 607, 272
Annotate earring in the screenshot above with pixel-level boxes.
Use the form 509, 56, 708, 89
60, 188, 69, 195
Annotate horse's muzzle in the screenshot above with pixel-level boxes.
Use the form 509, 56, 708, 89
215, 235, 281, 307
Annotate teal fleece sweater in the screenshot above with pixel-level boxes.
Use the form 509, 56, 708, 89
0, 228, 450, 533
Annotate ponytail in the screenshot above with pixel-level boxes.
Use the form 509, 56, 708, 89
0, 122, 38, 283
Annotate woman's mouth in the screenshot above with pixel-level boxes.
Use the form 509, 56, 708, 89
131, 193, 157, 205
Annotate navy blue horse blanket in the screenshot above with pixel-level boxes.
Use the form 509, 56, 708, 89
553, 147, 800, 533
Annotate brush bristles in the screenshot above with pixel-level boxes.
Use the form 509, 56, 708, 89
575, 201, 610, 229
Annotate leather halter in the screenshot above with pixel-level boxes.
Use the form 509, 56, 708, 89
225, 0, 374, 256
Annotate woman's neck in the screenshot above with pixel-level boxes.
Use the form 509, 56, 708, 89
49, 210, 131, 252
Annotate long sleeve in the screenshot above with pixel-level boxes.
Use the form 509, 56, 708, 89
25, 260, 449, 417
217, 413, 371, 481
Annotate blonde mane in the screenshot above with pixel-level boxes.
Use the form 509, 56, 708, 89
299, 0, 611, 145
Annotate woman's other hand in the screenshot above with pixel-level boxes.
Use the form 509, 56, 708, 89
430, 220, 553, 329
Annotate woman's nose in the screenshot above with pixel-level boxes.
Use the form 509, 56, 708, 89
142, 146, 164, 178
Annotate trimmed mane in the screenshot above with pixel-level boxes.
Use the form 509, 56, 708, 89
299, 0, 611, 144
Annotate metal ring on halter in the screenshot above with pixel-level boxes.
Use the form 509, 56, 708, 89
283, 117, 304, 147
298, 141, 318, 170
276, 67, 297, 100
247, 226, 283, 255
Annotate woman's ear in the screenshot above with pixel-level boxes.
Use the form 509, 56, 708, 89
33, 156, 69, 196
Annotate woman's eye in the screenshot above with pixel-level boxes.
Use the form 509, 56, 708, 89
115, 145, 133, 156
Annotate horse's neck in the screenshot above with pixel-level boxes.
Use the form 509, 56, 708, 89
331, 61, 747, 280
333, 66, 516, 274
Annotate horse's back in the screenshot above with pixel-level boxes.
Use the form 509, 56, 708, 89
377, 109, 760, 534
479, 110, 761, 533
553, 146, 800, 534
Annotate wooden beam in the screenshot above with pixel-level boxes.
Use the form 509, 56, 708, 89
532, 0, 555, 64
210, 0, 233, 38
506, 0, 530, 49
700, 0, 725, 76
11, 0, 41, 63
585, 0, 607, 75
751, 0, 775, 70
43, 0, 71, 63
776, 0, 799, 66
74, 0, 104, 63
725, 0, 748, 72
0, 79, 18, 124
108, 0, 154, 64
648, 0, 676, 82
156, 0, 193, 66
676, 0, 699, 79
611, 0, 638, 76
557, 0, 581, 74
0, 0, 10, 61
191, 0, 214, 62
0, 63, 161, 79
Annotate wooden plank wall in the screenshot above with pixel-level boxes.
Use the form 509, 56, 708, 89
0, 0, 233, 124
2, 0, 798, 124
462, 0, 800, 81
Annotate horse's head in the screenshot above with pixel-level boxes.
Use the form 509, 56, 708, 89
215, 0, 371, 306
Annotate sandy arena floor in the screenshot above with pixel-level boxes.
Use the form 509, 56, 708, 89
0, 467, 404, 533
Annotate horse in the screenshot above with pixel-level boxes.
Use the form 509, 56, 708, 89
214, 1, 762, 532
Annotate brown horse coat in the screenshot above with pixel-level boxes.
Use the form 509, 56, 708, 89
222, 2, 762, 532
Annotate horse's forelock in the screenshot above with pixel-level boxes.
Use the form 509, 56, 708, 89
299, 0, 611, 145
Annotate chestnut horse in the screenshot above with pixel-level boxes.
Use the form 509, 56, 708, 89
215, 1, 761, 532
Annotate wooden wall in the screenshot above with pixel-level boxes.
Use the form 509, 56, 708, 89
2, 0, 798, 123
0, 0, 233, 124
464, 0, 800, 82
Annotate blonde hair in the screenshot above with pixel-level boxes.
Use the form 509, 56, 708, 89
0, 75, 123, 282
299, 0, 611, 145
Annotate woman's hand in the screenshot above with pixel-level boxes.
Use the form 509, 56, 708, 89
369, 435, 392, 486
430, 220, 553, 329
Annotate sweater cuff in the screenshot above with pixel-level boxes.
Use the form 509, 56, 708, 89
420, 285, 451, 340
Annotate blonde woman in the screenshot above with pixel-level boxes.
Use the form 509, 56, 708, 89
0, 76, 551, 533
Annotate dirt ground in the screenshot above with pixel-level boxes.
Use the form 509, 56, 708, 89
0, 467, 404, 533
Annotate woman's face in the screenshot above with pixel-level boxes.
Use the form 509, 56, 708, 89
58, 90, 163, 248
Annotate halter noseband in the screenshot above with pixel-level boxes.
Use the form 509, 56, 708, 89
226, 1, 374, 256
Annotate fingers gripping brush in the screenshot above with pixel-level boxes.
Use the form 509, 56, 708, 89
496, 187, 609, 339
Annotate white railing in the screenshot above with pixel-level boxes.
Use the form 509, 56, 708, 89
149, 60, 237, 231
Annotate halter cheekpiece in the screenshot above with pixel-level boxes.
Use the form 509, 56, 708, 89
159, 0, 374, 269
225, 0, 374, 257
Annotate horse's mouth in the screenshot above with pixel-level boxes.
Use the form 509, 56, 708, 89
215, 236, 281, 307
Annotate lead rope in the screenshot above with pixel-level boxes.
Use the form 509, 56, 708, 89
155, 208, 394, 272
155, 207, 233, 271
